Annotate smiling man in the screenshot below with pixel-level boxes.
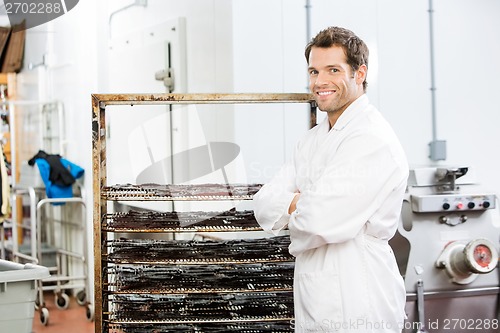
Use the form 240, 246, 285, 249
253, 27, 409, 332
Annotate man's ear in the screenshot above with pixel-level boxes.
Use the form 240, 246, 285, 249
356, 64, 368, 84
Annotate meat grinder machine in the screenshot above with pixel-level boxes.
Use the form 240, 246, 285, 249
390, 166, 500, 332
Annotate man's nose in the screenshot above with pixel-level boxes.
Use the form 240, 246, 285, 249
314, 71, 329, 85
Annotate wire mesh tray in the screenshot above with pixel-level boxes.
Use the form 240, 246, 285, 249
106, 262, 294, 293
105, 236, 293, 265
106, 320, 293, 333
108, 291, 293, 323
104, 209, 262, 233
101, 183, 262, 201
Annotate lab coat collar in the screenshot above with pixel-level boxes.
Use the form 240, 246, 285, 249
331, 94, 369, 131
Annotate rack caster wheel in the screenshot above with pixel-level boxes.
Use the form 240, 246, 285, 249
76, 290, 86, 306
55, 292, 70, 310
86, 304, 95, 322
40, 307, 49, 326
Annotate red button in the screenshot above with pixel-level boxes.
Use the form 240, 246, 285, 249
456, 202, 464, 209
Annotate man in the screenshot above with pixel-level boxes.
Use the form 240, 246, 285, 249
253, 26, 408, 332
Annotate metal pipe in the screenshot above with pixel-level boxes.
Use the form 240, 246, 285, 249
57, 101, 67, 156
108, 0, 148, 39
427, 0, 447, 161
406, 286, 500, 301
305, 0, 312, 42
9, 103, 16, 188
305, 0, 317, 127
428, 0, 437, 143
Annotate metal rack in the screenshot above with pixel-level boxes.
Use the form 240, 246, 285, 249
92, 93, 314, 333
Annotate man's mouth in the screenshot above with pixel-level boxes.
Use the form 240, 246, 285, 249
316, 90, 335, 96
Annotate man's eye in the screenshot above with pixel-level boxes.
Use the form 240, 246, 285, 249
309, 70, 318, 76
330, 68, 339, 73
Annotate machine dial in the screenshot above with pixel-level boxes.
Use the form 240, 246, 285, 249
436, 238, 499, 284
473, 245, 492, 267
465, 239, 499, 274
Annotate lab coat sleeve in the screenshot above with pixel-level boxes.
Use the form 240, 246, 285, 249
253, 161, 298, 235
288, 130, 407, 255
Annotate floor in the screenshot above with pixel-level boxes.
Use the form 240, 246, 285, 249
32, 292, 94, 333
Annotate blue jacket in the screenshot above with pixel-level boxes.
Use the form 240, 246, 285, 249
35, 158, 84, 201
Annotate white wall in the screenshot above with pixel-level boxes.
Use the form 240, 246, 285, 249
380, 0, 500, 191
15, 0, 238, 305
12, 0, 500, 305
15, 0, 100, 302
232, 0, 310, 183
428, 0, 500, 186
106, 0, 235, 145
232, 0, 500, 196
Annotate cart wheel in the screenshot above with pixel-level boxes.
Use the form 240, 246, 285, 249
55, 292, 70, 310
76, 290, 86, 306
86, 304, 95, 322
40, 307, 50, 326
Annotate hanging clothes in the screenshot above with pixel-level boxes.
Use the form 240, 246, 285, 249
28, 150, 76, 187
0, 145, 10, 222
28, 150, 84, 201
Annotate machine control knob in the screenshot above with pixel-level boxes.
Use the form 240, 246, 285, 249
460, 215, 468, 223
483, 201, 491, 209
442, 202, 450, 210
467, 202, 475, 209
456, 202, 464, 209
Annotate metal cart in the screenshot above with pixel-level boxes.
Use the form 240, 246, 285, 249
10, 180, 92, 325
4, 100, 94, 325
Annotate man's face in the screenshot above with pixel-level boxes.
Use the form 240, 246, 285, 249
307, 45, 365, 114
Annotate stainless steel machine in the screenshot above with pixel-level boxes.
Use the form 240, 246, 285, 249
390, 166, 500, 332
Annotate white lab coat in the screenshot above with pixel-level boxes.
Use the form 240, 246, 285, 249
253, 95, 408, 332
